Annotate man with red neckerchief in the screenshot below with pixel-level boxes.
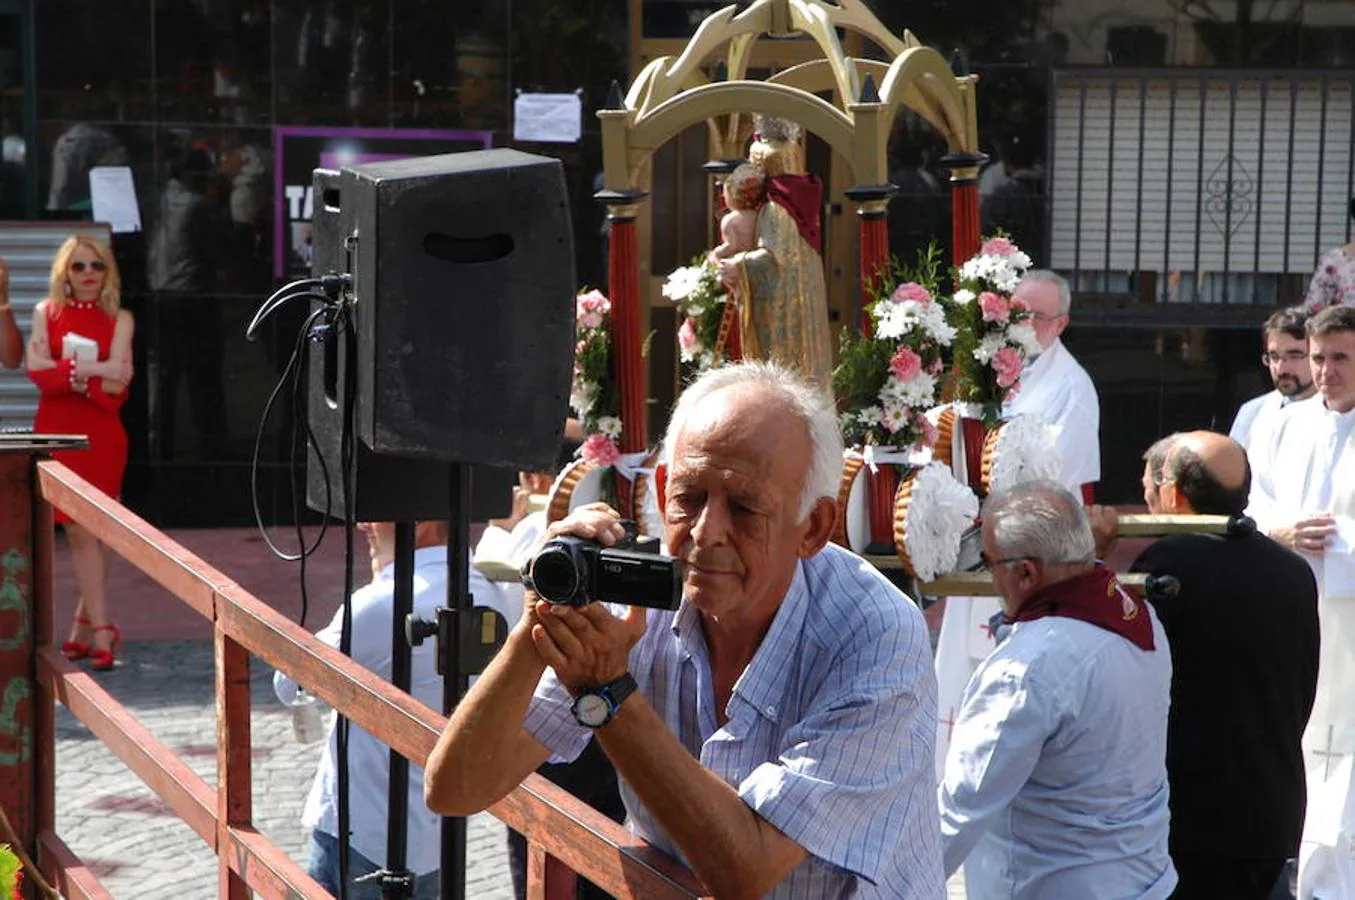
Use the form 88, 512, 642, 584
939, 480, 1177, 899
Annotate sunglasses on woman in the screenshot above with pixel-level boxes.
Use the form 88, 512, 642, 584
70, 260, 108, 273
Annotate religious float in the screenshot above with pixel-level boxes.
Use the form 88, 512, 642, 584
542, 0, 1233, 595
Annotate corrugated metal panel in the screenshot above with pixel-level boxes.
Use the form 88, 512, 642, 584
1049, 72, 1355, 278
0, 223, 113, 428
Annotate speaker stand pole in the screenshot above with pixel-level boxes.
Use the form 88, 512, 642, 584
439, 464, 471, 900
379, 521, 416, 899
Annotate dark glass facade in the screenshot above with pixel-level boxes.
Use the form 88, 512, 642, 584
20, 0, 626, 526
12, 0, 1355, 519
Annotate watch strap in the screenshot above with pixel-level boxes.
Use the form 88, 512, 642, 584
601, 672, 637, 710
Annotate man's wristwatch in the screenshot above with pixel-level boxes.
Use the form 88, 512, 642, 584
571, 673, 637, 728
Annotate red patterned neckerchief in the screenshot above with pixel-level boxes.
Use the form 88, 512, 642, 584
1006, 564, 1155, 651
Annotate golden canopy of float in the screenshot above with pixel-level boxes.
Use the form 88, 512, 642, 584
597, 0, 982, 198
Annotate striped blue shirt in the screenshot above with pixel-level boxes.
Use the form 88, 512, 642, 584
523, 542, 945, 898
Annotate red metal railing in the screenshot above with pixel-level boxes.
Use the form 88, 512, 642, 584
0, 444, 707, 899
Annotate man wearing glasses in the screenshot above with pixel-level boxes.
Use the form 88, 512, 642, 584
1229, 306, 1315, 452
1246, 304, 1355, 898
934, 269, 1100, 773
939, 480, 1175, 898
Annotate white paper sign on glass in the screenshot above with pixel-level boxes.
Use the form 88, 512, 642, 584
88, 166, 142, 234
513, 92, 583, 144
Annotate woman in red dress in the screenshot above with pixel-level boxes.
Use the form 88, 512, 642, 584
26, 236, 134, 670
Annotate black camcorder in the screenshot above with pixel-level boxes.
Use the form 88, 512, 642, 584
523, 520, 682, 610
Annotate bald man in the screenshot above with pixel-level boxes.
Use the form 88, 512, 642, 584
1106, 432, 1320, 899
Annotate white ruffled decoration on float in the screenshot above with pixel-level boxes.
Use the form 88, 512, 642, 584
985, 414, 1060, 495
901, 462, 979, 581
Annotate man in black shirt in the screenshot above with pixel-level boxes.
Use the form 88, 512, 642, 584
1118, 431, 1319, 899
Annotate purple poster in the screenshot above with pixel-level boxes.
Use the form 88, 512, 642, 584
273, 126, 494, 278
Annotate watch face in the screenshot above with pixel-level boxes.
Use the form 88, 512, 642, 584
573, 693, 611, 727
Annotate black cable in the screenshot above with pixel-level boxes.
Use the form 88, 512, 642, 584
249, 303, 336, 564
244, 279, 325, 340
245, 275, 350, 341
336, 298, 358, 900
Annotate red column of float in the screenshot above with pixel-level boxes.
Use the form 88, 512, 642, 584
604, 198, 647, 518
858, 199, 895, 549
951, 180, 981, 266
607, 208, 647, 454
941, 152, 987, 267
859, 212, 890, 335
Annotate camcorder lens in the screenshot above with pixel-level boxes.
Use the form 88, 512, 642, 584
530, 544, 584, 605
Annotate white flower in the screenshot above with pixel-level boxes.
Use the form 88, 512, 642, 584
986, 415, 1060, 494
570, 383, 595, 417
899, 371, 938, 406
878, 403, 912, 432
958, 257, 986, 282
662, 265, 704, 302
874, 303, 909, 340
918, 303, 957, 345
1007, 322, 1043, 357
1010, 251, 1033, 271
993, 266, 1021, 294
952, 288, 976, 305
972, 333, 1008, 365
899, 462, 980, 581
857, 406, 883, 428
596, 416, 623, 439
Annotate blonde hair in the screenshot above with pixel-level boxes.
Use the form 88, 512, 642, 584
49, 235, 121, 316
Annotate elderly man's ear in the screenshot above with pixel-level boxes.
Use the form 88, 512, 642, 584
798, 498, 838, 559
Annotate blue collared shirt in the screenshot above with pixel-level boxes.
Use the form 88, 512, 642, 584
939, 613, 1177, 899
523, 542, 945, 898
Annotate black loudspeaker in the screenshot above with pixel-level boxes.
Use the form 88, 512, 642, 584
342, 149, 575, 470
305, 168, 514, 523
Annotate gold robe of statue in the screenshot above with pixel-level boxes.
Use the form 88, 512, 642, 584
735, 202, 833, 386
728, 115, 833, 387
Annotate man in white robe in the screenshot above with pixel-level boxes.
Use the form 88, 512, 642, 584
1246, 304, 1355, 899
1229, 306, 1315, 453
934, 269, 1101, 773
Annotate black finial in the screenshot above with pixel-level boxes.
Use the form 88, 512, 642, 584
949, 46, 968, 76
859, 73, 879, 104
1144, 574, 1181, 601
714, 61, 728, 82
604, 79, 625, 110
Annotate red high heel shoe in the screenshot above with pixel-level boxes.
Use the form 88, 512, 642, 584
62, 615, 92, 660
88, 624, 120, 671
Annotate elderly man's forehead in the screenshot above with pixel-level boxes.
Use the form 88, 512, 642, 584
673, 386, 806, 458
1015, 279, 1059, 308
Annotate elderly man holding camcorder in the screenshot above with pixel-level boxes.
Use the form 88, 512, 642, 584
425, 361, 944, 899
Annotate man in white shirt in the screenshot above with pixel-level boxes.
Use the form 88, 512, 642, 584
934, 269, 1101, 772
940, 480, 1175, 898
1229, 306, 1314, 452
474, 470, 553, 627
274, 520, 513, 899
1247, 304, 1355, 899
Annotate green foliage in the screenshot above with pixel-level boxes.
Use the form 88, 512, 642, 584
831, 330, 894, 443
0, 845, 19, 900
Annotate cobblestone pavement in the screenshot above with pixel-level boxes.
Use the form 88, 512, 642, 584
54, 640, 515, 900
